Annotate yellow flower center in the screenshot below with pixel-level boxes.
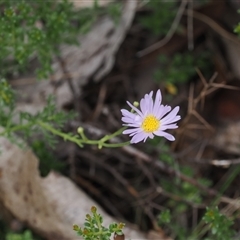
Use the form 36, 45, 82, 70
141, 115, 160, 133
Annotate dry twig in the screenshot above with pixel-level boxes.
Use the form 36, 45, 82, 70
137, 0, 188, 57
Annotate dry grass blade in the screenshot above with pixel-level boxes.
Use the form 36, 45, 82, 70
210, 83, 240, 90
185, 9, 240, 47
188, 83, 195, 114
137, 0, 188, 57
122, 144, 240, 209
191, 110, 214, 131
211, 158, 240, 167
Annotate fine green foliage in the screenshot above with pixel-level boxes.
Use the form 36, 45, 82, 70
0, 1, 123, 239
156, 160, 237, 240
234, 10, 240, 36
0, 95, 74, 148
157, 208, 188, 240
154, 52, 211, 86
0, 0, 121, 79
73, 206, 125, 240
0, 78, 15, 108
0, 0, 82, 78
6, 230, 34, 240
158, 209, 171, 224
234, 24, 240, 36
0, 2, 123, 239
0, 0, 124, 147
105, 2, 121, 24
158, 172, 210, 238
139, 0, 177, 36
0, 79, 16, 137
31, 140, 66, 176
1, 1, 238, 239
202, 207, 236, 240
0, 0, 123, 148
154, 141, 214, 239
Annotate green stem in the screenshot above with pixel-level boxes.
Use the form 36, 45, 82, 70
0, 120, 129, 149
0, 122, 34, 136
190, 165, 240, 239
37, 121, 84, 147
101, 141, 130, 148
97, 127, 127, 149
101, 127, 127, 141
38, 121, 129, 148
95, 213, 103, 240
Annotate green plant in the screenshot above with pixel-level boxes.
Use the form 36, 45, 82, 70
234, 10, 240, 36
0, 0, 80, 78
139, 0, 177, 36
6, 230, 34, 240
158, 209, 171, 225
0, 81, 74, 148
0, 0, 120, 79
31, 140, 66, 176
156, 149, 213, 239
73, 206, 125, 240
149, 135, 205, 239
0, 0, 124, 148
202, 207, 236, 240
154, 52, 211, 87
0, 1, 124, 240
2, 2, 232, 239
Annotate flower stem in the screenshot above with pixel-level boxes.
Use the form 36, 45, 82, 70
37, 121, 129, 148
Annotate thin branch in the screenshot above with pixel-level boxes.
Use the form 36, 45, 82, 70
187, 0, 194, 50
122, 145, 240, 208
55, 55, 81, 119
184, 9, 240, 47
137, 0, 188, 57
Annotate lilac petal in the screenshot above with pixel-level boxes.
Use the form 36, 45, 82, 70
123, 128, 141, 135
143, 135, 149, 142
123, 129, 136, 135
124, 127, 143, 135
148, 93, 154, 113
122, 123, 139, 127
121, 117, 142, 126
143, 92, 154, 113
121, 116, 134, 123
146, 91, 153, 99
142, 96, 150, 114
155, 89, 162, 102
156, 105, 171, 119
130, 132, 147, 143
122, 123, 141, 128
121, 109, 137, 119
159, 124, 178, 131
126, 101, 143, 117
129, 131, 138, 137
154, 130, 175, 141
161, 115, 181, 126
121, 115, 142, 125
161, 106, 180, 124
123, 123, 141, 128
140, 98, 147, 114
148, 133, 154, 139
153, 90, 162, 115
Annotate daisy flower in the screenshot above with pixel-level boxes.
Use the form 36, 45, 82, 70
121, 90, 181, 144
